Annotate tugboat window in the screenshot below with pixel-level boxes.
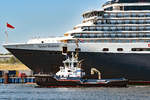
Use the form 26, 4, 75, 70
74, 63, 77, 67
66, 62, 69, 67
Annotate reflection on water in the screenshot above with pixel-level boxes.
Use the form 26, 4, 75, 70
0, 84, 150, 100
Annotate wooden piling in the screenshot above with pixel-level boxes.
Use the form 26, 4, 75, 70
3, 73, 9, 84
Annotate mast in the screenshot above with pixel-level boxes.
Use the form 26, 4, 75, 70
75, 39, 79, 59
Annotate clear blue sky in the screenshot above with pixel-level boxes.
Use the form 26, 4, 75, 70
0, 0, 107, 53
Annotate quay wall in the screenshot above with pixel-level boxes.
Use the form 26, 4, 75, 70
0, 77, 35, 84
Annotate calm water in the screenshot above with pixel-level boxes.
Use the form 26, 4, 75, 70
0, 84, 150, 100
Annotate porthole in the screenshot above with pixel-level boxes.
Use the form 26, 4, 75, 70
117, 48, 123, 51
103, 48, 109, 51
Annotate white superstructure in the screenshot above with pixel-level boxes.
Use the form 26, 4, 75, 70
5, 0, 150, 54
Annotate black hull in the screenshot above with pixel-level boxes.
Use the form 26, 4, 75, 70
7, 48, 150, 82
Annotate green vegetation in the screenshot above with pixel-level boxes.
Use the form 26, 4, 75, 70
9, 57, 21, 64
0, 52, 12, 55
0, 56, 21, 64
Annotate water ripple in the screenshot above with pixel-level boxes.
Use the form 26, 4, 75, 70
0, 84, 150, 100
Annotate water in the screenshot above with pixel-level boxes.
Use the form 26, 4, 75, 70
0, 84, 150, 100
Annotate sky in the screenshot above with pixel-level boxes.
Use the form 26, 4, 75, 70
0, 0, 107, 53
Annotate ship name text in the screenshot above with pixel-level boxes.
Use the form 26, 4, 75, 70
38, 44, 59, 48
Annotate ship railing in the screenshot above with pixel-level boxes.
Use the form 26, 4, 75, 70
31, 36, 65, 39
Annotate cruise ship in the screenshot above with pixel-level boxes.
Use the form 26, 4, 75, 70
3, 0, 150, 83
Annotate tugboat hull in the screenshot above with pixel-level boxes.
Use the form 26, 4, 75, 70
35, 75, 128, 88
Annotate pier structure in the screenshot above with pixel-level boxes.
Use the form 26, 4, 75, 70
0, 77, 35, 84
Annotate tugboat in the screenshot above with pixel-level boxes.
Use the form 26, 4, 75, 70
35, 52, 128, 87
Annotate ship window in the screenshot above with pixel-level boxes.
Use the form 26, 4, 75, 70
139, 20, 144, 24
138, 40, 145, 42
125, 20, 130, 24
145, 40, 150, 42
117, 48, 123, 51
68, 40, 75, 43
75, 48, 81, 52
132, 27, 137, 31
147, 20, 150, 24
89, 34, 95, 38
103, 34, 109, 37
97, 34, 102, 38
132, 20, 137, 24
125, 34, 130, 38
132, 34, 137, 38
74, 34, 81, 38
104, 40, 109, 43
117, 33, 122, 38
120, 6, 123, 11
118, 40, 122, 43
131, 48, 150, 51
146, 34, 150, 37
110, 20, 116, 24
125, 27, 130, 31
118, 0, 150, 3
96, 40, 102, 43
103, 48, 109, 51
104, 27, 109, 31
41, 41, 44, 43
131, 40, 136, 43
62, 47, 67, 54
68, 70, 71, 72
125, 40, 130, 43
111, 27, 115, 31
124, 13, 130, 17
111, 34, 116, 38
118, 20, 122, 24
131, 13, 137, 17
139, 33, 144, 37
111, 39, 116, 43
82, 34, 88, 38
145, 13, 150, 17
146, 27, 150, 30
110, 13, 115, 18
104, 7, 113, 11
96, 27, 100, 30
104, 13, 109, 18
124, 6, 150, 11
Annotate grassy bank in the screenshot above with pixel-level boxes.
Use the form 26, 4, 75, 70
0, 56, 30, 71
0, 56, 21, 64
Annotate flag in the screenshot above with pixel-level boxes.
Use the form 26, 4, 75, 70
6, 23, 15, 29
